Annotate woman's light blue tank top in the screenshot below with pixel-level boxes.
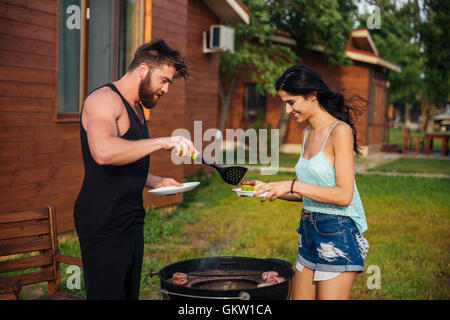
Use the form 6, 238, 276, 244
294, 121, 367, 233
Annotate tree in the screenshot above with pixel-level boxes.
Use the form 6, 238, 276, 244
219, 0, 359, 147
267, 0, 358, 144
420, 0, 450, 132
218, 0, 296, 134
358, 0, 423, 126
357, 0, 450, 133
268, 0, 357, 65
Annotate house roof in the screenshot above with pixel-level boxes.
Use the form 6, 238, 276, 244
271, 28, 401, 73
346, 28, 401, 72
350, 28, 379, 56
202, 0, 250, 25
345, 47, 401, 73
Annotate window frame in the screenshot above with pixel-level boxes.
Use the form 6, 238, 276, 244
56, 0, 145, 122
244, 83, 266, 121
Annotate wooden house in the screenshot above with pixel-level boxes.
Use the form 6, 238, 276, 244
0, 0, 249, 233
225, 28, 401, 156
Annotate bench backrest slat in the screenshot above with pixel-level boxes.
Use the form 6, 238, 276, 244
0, 206, 58, 293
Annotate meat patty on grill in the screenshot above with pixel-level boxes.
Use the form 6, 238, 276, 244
172, 272, 188, 285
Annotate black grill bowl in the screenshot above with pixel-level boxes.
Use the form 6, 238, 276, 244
152, 256, 295, 300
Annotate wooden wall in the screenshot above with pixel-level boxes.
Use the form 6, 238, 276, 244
184, 0, 220, 176
225, 68, 310, 148
367, 67, 389, 149
225, 67, 253, 130
144, 0, 188, 208
0, 0, 82, 233
336, 63, 371, 147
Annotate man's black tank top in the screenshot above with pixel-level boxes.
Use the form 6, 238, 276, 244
73, 83, 150, 239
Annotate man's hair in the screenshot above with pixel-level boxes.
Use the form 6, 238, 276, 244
128, 38, 189, 80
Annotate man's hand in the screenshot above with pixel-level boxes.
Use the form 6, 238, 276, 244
158, 136, 198, 157
152, 178, 183, 189
146, 174, 182, 189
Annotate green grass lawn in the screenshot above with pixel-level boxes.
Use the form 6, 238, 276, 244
368, 157, 450, 175
223, 148, 300, 168
8, 168, 449, 300
213, 148, 373, 170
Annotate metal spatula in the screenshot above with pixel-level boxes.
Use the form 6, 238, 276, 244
197, 155, 248, 186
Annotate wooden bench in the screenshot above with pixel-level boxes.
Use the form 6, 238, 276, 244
402, 127, 424, 154
0, 205, 83, 300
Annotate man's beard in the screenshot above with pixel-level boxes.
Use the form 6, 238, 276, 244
138, 73, 160, 109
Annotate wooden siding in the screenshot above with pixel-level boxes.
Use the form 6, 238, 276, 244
0, 0, 76, 233
184, 0, 220, 176
1, 0, 221, 234
146, 0, 188, 207
367, 67, 389, 148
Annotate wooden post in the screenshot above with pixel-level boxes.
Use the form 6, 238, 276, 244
78, 0, 88, 112
402, 128, 407, 154
143, 0, 152, 121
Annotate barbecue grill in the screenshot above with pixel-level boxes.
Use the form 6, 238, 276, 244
147, 256, 295, 300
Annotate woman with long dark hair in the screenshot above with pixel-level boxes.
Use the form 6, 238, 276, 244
241, 64, 369, 300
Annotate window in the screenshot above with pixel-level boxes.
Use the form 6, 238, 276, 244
58, 0, 81, 115
57, 0, 144, 115
120, 0, 144, 76
244, 83, 266, 120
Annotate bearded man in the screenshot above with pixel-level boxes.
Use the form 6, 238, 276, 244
73, 39, 197, 300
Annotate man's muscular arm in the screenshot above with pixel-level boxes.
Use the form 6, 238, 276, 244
83, 90, 196, 166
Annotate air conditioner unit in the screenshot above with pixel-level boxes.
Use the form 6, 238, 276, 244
203, 25, 234, 54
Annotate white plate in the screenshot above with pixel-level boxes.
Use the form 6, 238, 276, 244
233, 187, 269, 198
148, 182, 200, 196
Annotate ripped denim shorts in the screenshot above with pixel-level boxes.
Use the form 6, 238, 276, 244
296, 209, 369, 273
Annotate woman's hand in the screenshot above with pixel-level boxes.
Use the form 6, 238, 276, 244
254, 181, 292, 202
242, 179, 265, 190
233, 179, 264, 198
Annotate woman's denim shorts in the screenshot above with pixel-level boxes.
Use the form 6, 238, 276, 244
296, 208, 369, 273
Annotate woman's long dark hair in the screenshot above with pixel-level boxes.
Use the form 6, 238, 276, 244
275, 64, 366, 156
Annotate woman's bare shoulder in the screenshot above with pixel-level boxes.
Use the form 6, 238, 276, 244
331, 121, 354, 146
333, 121, 353, 135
